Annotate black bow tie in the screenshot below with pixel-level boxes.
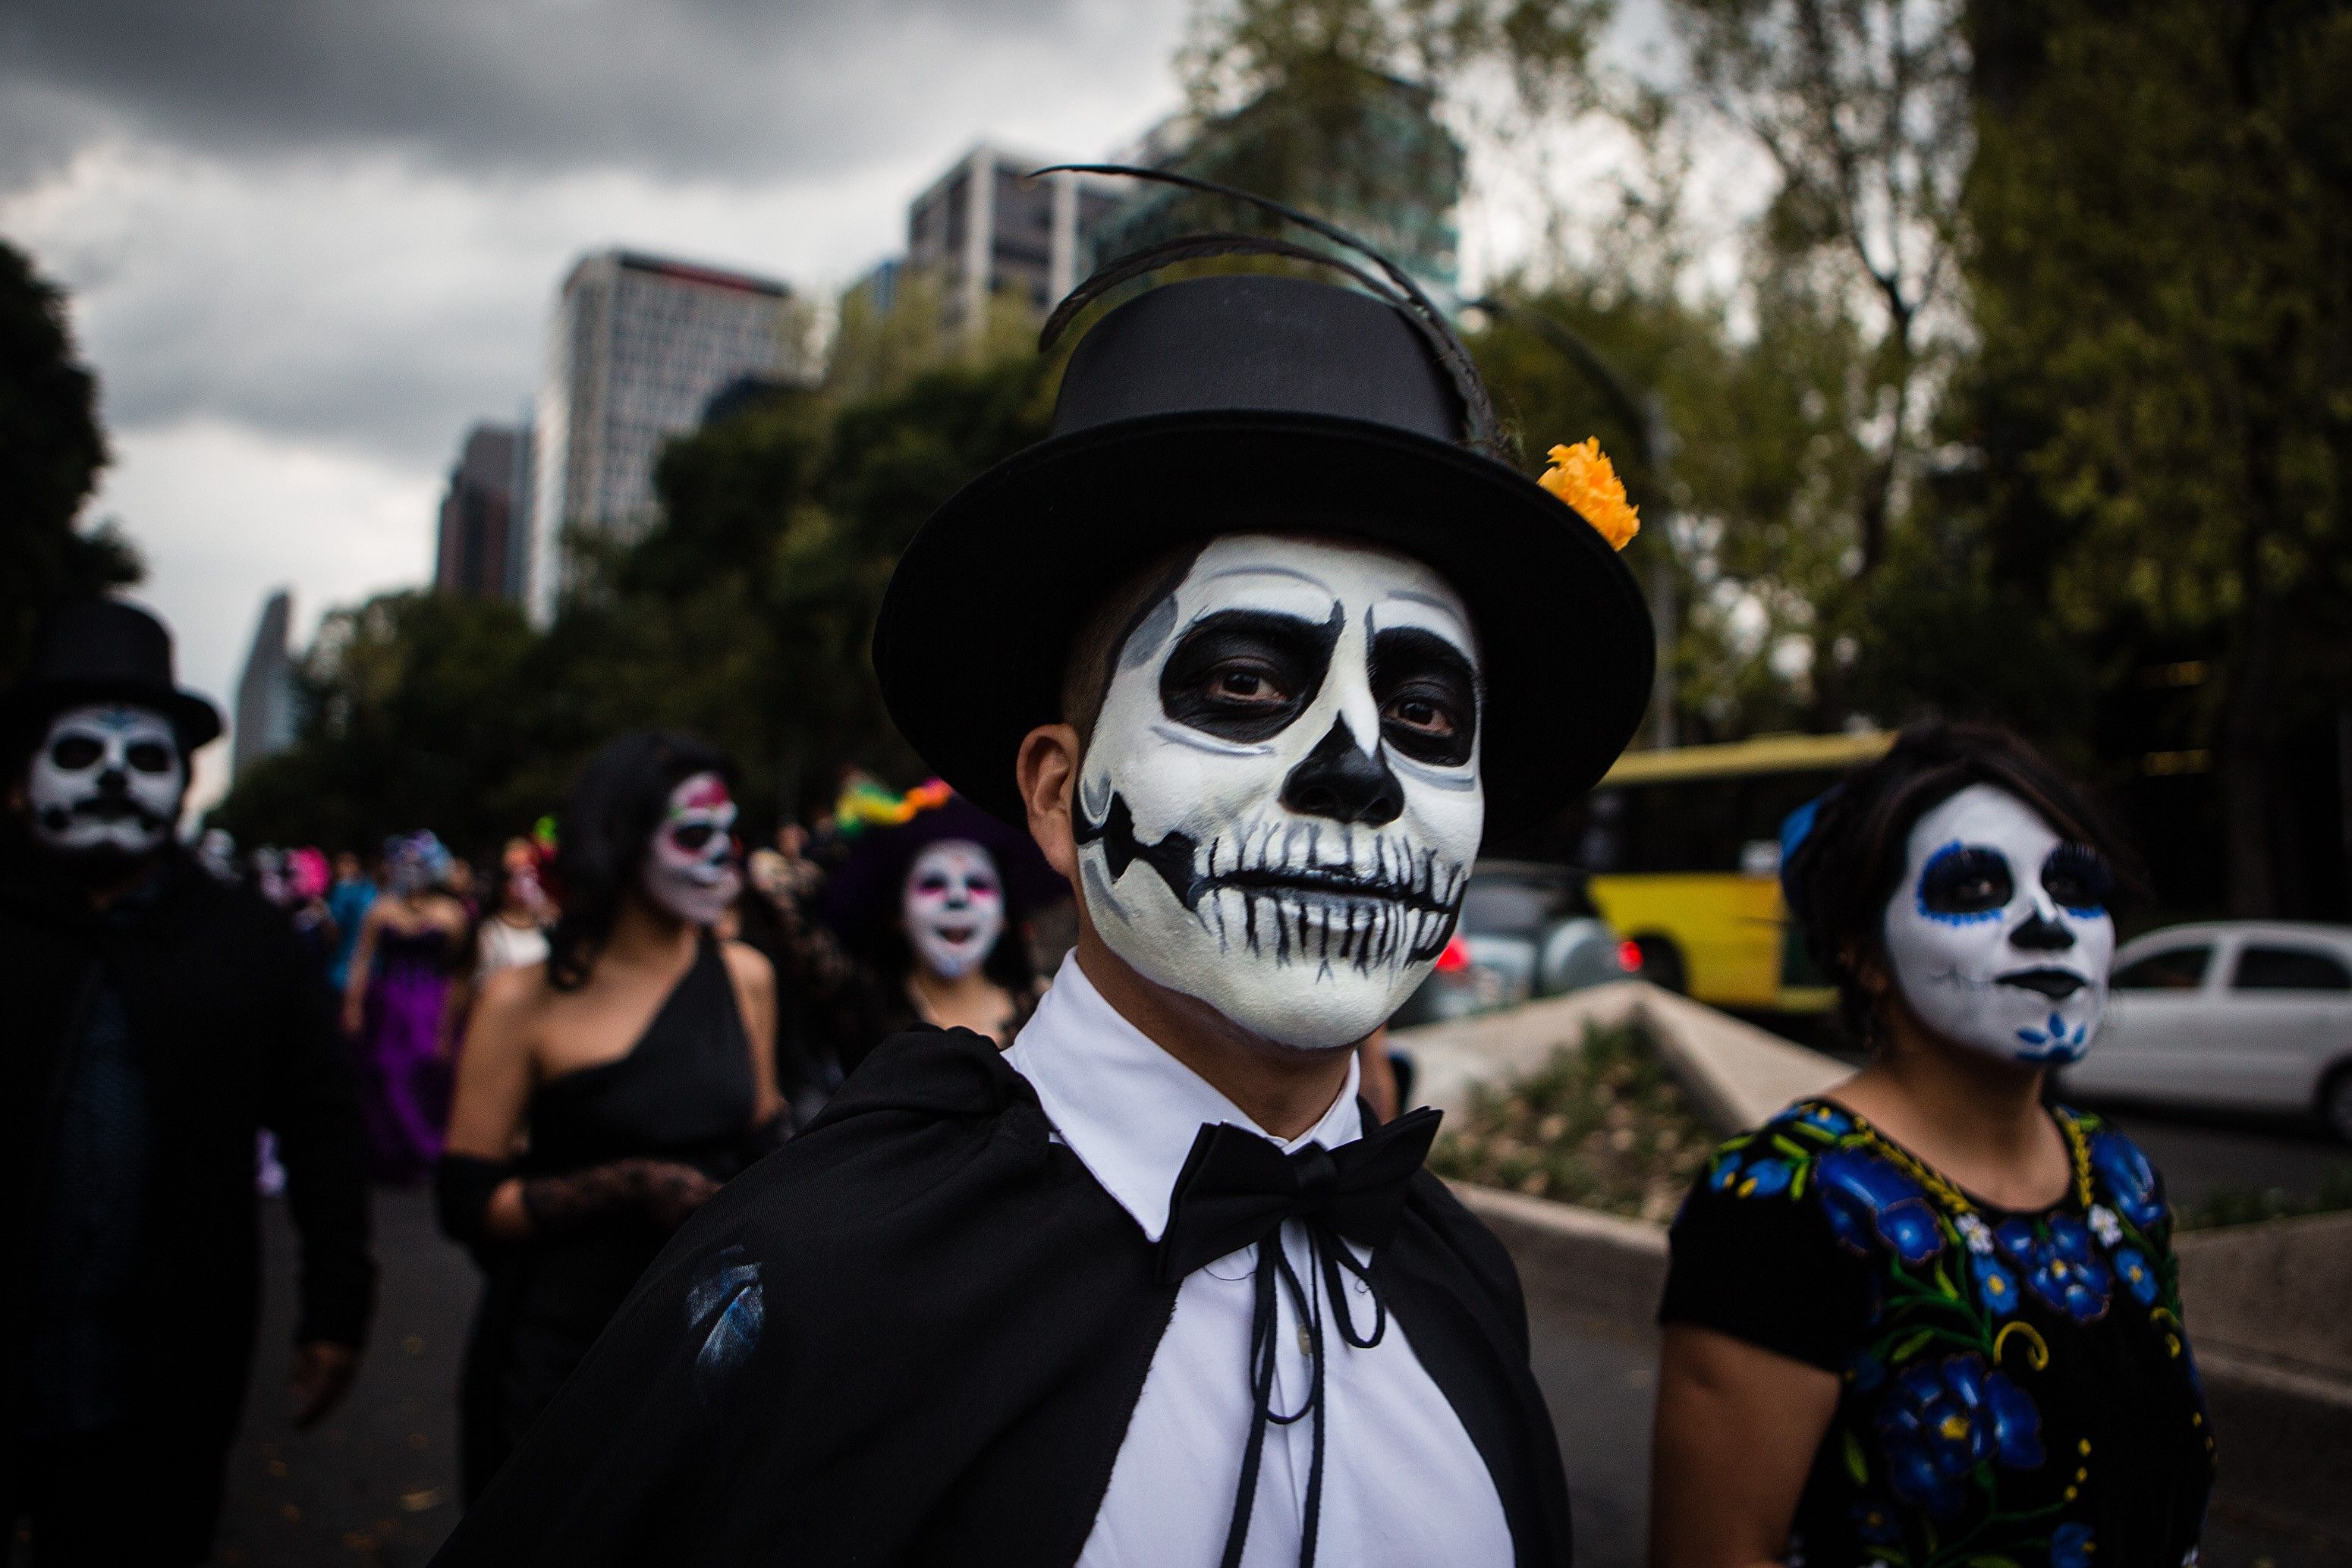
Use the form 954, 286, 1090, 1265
1156, 1105, 1442, 1568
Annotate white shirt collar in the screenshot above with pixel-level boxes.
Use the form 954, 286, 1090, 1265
1005, 951, 1363, 1244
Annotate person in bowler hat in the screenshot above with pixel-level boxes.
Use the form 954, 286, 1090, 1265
0, 598, 376, 1564
432, 178, 1652, 1568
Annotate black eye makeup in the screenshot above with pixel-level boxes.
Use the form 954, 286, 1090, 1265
2040, 842, 2113, 913
668, 823, 718, 853
1370, 627, 1477, 768
1917, 844, 2014, 921
1159, 608, 1341, 743
125, 741, 174, 774
50, 735, 104, 770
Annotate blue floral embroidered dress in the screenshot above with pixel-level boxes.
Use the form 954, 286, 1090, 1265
1661, 1101, 2212, 1568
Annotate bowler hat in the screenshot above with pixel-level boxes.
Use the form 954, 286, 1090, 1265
2, 599, 224, 751
872, 272, 1654, 834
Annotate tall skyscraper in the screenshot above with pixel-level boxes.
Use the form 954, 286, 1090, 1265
434, 423, 530, 602
904, 146, 1128, 335
527, 250, 805, 622
231, 589, 298, 780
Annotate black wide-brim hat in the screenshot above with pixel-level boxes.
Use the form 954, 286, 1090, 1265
873, 272, 1654, 834
0, 598, 224, 752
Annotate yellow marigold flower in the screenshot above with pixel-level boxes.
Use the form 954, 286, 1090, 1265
1538, 437, 1640, 551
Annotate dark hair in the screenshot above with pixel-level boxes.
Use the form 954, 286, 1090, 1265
546, 731, 735, 991
1782, 720, 2143, 1047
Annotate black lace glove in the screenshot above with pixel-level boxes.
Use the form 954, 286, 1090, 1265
517, 1157, 721, 1237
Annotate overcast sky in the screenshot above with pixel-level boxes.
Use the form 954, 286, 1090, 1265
2, 0, 1700, 819
1, 0, 1212, 809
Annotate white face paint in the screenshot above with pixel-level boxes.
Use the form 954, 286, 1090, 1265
26, 704, 186, 857
902, 839, 1005, 980
643, 771, 741, 926
1075, 534, 1485, 1050
1883, 783, 2117, 1066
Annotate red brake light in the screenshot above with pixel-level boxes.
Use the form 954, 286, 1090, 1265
1435, 934, 1472, 973
1618, 940, 1643, 973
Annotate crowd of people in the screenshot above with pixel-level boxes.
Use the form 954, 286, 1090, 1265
4, 201, 2215, 1568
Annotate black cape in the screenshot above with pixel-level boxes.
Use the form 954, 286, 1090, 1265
429, 1028, 1573, 1568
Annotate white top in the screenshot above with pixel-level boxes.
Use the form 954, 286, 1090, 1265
476, 916, 549, 981
1004, 954, 1515, 1568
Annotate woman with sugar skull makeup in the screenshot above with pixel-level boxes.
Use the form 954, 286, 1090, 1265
1652, 721, 2212, 1568
341, 829, 471, 1182
2, 599, 373, 1564
430, 178, 1653, 1568
434, 731, 785, 1502
803, 787, 1068, 1065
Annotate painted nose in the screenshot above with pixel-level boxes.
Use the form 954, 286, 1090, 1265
96, 766, 128, 796
2011, 910, 2076, 951
1281, 717, 1404, 827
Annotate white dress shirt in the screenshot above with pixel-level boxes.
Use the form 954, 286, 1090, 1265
1003, 954, 1515, 1568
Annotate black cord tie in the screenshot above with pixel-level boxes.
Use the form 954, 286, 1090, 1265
1157, 1108, 1442, 1568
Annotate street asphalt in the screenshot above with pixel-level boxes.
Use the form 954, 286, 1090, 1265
215, 1167, 2349, 1568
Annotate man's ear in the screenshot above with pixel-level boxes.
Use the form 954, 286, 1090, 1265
1017, 724, 1082, 884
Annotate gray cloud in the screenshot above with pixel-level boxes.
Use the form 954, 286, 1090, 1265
2, 0, 1106, 187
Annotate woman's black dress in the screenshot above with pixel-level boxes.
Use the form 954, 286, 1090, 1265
459, 935, 758, 1501
1661, 1099, 2212, 1568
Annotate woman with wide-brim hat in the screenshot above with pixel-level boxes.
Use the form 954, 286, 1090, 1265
432, 178, 1653, 1568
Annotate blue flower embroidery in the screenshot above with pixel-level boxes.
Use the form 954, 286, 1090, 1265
1709, 1155, 1744, 1192
1796, 1103, 1854, 1136
1995, 1214, 2112, 1323
1740, 1158, 1794, 1198
2114, 1246, 2159, 1306
1816, 1149, 1945, 1265
1876, 1353, 2045, 1519
2052, 1521, 2096, 1568
2089, 1129, 2166, 1228
1970, 1250, 2022, 1317
1850, 1502, 1901, 1546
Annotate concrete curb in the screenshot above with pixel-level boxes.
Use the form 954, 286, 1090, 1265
1397, 979, 1847, 1135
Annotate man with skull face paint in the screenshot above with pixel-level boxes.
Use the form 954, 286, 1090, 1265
2, 600, 374, 1563
1654, 722, 2212, 1568
432, 220, 1654, 1568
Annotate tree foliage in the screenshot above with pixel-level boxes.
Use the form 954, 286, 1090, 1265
0, 240, 142, 679
212, 358, 1054, 854
1954, 0, 2352, 912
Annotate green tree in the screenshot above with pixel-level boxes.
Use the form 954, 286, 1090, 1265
1961, 0, 2352, 914
0, 240, 141, 677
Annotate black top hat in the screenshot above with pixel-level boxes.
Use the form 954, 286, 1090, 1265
2, 599, 223, 751
874, 260, 1656, 834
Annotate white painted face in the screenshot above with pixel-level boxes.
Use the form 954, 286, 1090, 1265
1883, 783, 2117, 1065
902, 838, 1005, 980
1075, 534, 1485, 1050
643, 771, 741, 927
26, 704, 186, 857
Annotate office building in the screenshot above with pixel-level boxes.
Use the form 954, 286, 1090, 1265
904, 146, 1129, 334
434, 423, 530, 602
231, 589, 298, 780
527, 250, 806, 621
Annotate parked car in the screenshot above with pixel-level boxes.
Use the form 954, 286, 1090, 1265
2064, 920, 2352, 1139
1390, 860, 1635, 1027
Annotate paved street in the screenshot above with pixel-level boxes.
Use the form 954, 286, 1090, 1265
219, 1183, 2348, 1568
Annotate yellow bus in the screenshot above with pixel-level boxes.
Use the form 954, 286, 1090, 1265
1577, 731, 1894, 1013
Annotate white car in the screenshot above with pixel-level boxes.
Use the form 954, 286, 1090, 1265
2065, 921, 2352, 1139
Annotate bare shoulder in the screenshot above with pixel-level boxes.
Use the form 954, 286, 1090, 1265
472, 961, 552, 1042
721, 938, 775, 995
